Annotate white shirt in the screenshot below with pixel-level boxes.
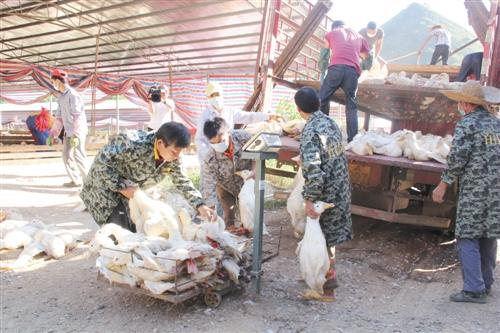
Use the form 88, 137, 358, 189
430, 28, 451, 47
55, 87, 87, 137
195, 104, 269, 162
148, 99, 175, 131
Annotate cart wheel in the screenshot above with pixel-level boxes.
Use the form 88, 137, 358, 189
204, 291, 222, 308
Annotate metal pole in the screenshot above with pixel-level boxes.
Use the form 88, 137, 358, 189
169, 56, 174, 121
116, 94, 120, 134
91, 25, 102, 136
250, 158, 266, 295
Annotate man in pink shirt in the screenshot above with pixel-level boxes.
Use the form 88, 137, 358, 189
319, 20, 370, 142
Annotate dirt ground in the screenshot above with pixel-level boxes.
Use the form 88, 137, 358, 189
1, 157, 499, 333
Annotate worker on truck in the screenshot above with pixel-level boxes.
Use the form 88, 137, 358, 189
319, 20, 370, 143
433, 81, 500, 304
359, 21, 384, 71
417, 24, 451, 65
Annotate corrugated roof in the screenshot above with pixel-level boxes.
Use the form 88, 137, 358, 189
1, 0, 266, 78
1, 0, 332, 81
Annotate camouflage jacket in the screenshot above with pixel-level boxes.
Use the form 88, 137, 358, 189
202, 130, 253, 207
80, 131, 204, 225
442, 107, 500, 239
300, 111, 353, 246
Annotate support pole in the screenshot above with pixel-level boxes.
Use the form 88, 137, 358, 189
116, 94, 120, 134
169, 56, 174, 121
91, 25, 102, 136
242, 150, 278, 296
363, 113, 370, 131
250, 158, 266, 295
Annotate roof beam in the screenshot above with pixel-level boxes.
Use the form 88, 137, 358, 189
114, 65, 256, 78
29, 32, 260, 64
98, 59, 257, 74
2, 7, 259, 53
9, 21, 261, 60
61, 42, 260, 67
124, 65, 255, 78
28, 2, 196, 73
80, 51, 257, 71
1, 0, 236, 43
0, 0, 141, 32
0, 0, 79, 18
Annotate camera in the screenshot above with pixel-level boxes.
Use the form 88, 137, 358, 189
148, 86, 162, 103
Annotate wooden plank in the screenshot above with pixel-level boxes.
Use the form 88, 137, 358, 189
346, 152, 447, 173
266, 167, 296, 178
0, 150, 100, 160
351, 204, 451, 229
0, 143, 104, 153
278, 136, 447, 173
291, 80, 460, 124
96, 273, 201, 304
243, 0, 332, 111
387, 64, 460, 76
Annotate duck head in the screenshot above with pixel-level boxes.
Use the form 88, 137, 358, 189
313, 201, 335, 214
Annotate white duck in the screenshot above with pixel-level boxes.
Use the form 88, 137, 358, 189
403, 132, 431, 161
2, 228, 78, 270
0, 220, 46, 250
129, 189, 183, 240
222, 258, 241, 284
373, 135, 405, 157
346, 132, 375, 156
235, 170, 256, 232
287, 161, 306, 238
296, 201, 335, 298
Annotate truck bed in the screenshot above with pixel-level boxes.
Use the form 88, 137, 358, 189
278, 136, 447, 173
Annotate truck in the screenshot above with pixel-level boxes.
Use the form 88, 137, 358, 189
272, 1, 499, 230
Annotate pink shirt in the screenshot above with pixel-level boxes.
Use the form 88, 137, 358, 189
325, 27, 370, 74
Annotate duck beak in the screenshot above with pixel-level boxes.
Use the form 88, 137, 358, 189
324, 203, 335, 210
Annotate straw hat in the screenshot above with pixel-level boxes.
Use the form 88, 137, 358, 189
440, 81, 500, 106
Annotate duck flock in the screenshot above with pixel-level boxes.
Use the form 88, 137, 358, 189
93, 189, 250, 295
0, 219, 79, 270
347, 129, 452, 163
364, 70, 466, 90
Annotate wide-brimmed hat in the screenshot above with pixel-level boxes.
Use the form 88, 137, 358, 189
440, 81, 500, 106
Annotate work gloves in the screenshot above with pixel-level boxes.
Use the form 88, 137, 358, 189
69, 136, 80, 148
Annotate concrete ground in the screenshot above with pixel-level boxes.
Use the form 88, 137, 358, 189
1, 156, 499, 333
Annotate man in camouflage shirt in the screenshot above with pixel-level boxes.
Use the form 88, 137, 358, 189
295, 87, 353, 301
433, 81, 500, 304
202, 117, 253, 227
81, 122, 214, 231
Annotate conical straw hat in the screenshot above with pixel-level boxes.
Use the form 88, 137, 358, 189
440, 81, 500, 106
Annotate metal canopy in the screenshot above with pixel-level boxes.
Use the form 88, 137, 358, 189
0, 0, 267, 78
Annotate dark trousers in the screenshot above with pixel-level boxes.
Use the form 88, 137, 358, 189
107, 199, 136, 232
361, 53, 374, 71
319, 64, 360, 142
430, 44, 450, 65
457, 238, 497, 293
216, 185, 238, 227
456, 52, 483, 82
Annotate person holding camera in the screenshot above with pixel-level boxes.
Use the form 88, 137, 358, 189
147, 85, 175, 131
49, 69, 88, 188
